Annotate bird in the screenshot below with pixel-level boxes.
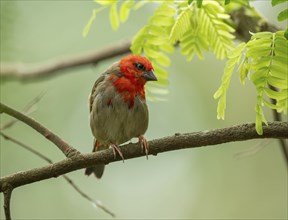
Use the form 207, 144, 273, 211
85, 54, 157, 178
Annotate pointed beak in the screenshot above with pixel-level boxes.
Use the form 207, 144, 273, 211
142, 70, 157, 81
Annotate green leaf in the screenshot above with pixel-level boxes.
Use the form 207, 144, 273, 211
246, 47, 271, 57
95, 0, 115, 6
109, 3, 119, 30
147, 86, 169, 95
147, 26, 163, 36
152, 15, 175, 27
272, 0, 288, 6
143, 46, 160, 59
277, 97, 288, 113
120, 0, 133, 23
133, 0, 148, 10
180, 28, 209, 61
197, 0, 203, 8
270, 63, 287, 79
188, 0, 193, 5
170, 7, 192, 43
263, 99, 278, 110
179, 1, 234, 60
82, 9, 97, 37
249, 57, 271, 70
130, 1, 175, 97
277, 8, 288, 21
248, 31, 287, 132
148, 36, 167, 45
264, 87, 288, 100
224, 0, 231, 5
251, 31, 273, 39
160, 43, 175, 54
154, 3, 175, 16
268, 76, 288, 89
284, 28, 288, 40
214, 43, 245, 119
216, 30, 287, 135
247, 37, 272, 48
255, 113, 263, 134
250, 67, 269, 86
131, 26, 148, 54
238, 57, 248, 84
156, 53, 171, 67
153, 64, 168, 79
273, 56, 288, 68
201, 1, 235, 59
275, 44, 288, 57
216, 91, 226, 120
255, 103, 267, 135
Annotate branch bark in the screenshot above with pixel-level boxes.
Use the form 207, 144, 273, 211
1, 121, 287, 192
0, 40, 131, 80
3, 186, 12, 220
230, 7, 281, 42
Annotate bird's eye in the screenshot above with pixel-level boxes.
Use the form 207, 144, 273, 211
134, 63, 146, 71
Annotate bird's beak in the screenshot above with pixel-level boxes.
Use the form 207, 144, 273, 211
142, 70, 157, 81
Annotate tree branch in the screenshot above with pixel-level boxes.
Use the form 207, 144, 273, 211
0, 121, 287, 192
0, 7, 281, 81
61, 175, 115, 217
0, 131, 115, 217
3, 184, 13, 220
0, 92, 44, 130
0, 102, 78, 158
0, 40, 131, 80
230, 7, 281, 42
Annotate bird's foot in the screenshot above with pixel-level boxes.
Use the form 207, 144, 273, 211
139, 135, 149, 160
110, 144, 124, 162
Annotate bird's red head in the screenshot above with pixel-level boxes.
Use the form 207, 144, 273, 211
109, 55, 157, 108
119, 54, 157, 83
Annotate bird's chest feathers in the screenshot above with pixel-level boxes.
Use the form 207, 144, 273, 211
110, 76, 145, 108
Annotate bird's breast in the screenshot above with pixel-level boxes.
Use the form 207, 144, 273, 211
90, 83, 149, 145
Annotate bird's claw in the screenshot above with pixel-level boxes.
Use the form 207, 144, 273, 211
139, 135, 149, 160
110, 144, 125, 163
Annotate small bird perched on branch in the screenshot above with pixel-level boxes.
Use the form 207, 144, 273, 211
85, 54, 157, 178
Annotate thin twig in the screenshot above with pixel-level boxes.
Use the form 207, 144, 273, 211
234, 139, 273, 159
0, 102, 79, 158
3, 185, 13, 220
0, 131, 53, 163
0, 92, 45, 130
0, 122, 287, 192
0, 131, 115, 217
0, 40, 131, 80
62, 175, 115, 217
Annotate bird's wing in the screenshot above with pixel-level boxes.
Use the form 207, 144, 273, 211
89, 62, 122, 112
89, 74, 105, 112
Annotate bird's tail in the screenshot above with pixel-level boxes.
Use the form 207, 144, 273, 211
85, 164, 105, 178
85, 140, 106, 179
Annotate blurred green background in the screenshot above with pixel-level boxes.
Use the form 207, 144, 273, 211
0, 1, 287, 219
